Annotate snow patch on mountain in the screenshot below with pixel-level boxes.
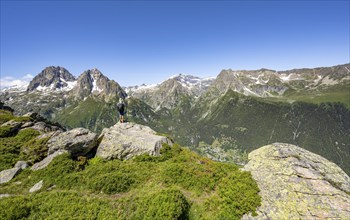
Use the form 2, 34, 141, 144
61, 79, 77, 92
124, 83, 158, 94
91, 76, 102, 93
126, 74, 216, 98
171, 74, 216, 90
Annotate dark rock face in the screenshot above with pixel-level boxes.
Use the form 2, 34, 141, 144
71, 68, 127, 100
27, 66, 75, 91
0, 102, 14, 112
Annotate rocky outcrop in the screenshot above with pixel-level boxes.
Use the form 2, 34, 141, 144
30, 122, 62, 133
0, 167, 22, 184
0, 111, 64, 138
47, 128, 98, 157
31, 150, 67, 171
96, 122, 173, 160
243, 143, 350, 219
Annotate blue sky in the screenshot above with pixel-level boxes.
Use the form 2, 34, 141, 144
1, 0, 349, 87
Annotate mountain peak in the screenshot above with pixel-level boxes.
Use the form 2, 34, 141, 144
27, 66, 76, 92
71, 69, 126, 100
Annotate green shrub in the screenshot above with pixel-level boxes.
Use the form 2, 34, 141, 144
13, 116, 32, 123
160, 149, 236, 193
116, 188, 190, 220
34, 153, 77, 189
0, 143, 261, 220
206, 171, 261, 219
0, 125, 13, 138
0, 191, 119, 219
20, 137, 50, 163
90, 172, 136, 194
0, 110, 14, 125
0, 128, 41, 170
133, 143, 183, 163
0, 196, 31, 219
88, 156, 104, 165
15, 129, 40, 142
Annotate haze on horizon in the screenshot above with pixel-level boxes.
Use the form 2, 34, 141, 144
0, 0, 349, 88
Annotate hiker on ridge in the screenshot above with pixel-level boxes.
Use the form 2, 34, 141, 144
117, 98, 126, 123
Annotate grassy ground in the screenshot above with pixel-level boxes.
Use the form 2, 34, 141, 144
0, 144, 261, 220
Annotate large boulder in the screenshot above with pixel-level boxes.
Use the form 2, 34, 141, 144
0, 161, 29, 184
96, 122, 173, 160
47, 128, 98, 157
243, 143, 350, 219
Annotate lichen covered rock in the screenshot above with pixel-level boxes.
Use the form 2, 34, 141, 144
96, 122, 172, 160
243, 143, 350, 219
47, 128, 97, 157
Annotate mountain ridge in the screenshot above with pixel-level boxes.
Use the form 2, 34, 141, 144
1, 63, 349, 175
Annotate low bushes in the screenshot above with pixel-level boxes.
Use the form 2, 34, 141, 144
1, 142, 261, 219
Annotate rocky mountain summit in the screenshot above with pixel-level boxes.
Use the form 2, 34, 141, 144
206, 63, 350, 98
27, 66, 76, 92
0, 67, 127, 132
243, 143, 350, 219
72, 68, 127, 100
125, 74, 215, 110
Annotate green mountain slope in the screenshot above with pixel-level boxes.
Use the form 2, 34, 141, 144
186, 90, 350, 174
54, 97, 120, 133
281, 83, 350, 108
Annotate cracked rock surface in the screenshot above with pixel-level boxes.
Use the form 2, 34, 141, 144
96, 122, 173, 160
243, 143, 350, 219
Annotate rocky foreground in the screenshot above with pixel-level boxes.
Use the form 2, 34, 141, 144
1, 109, 349, 219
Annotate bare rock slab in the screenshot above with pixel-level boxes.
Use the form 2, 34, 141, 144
47, 128, 98, 157
31, 150, 67, 171
29, 180, 43, 193
96, 122, 172, 160
0, 168, 21, 184
242, 143, 350, 220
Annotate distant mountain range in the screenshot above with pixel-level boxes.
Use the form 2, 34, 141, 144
1, 64, 349, 174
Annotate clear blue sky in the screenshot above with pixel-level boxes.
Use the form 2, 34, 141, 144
1, 0, 349, 87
